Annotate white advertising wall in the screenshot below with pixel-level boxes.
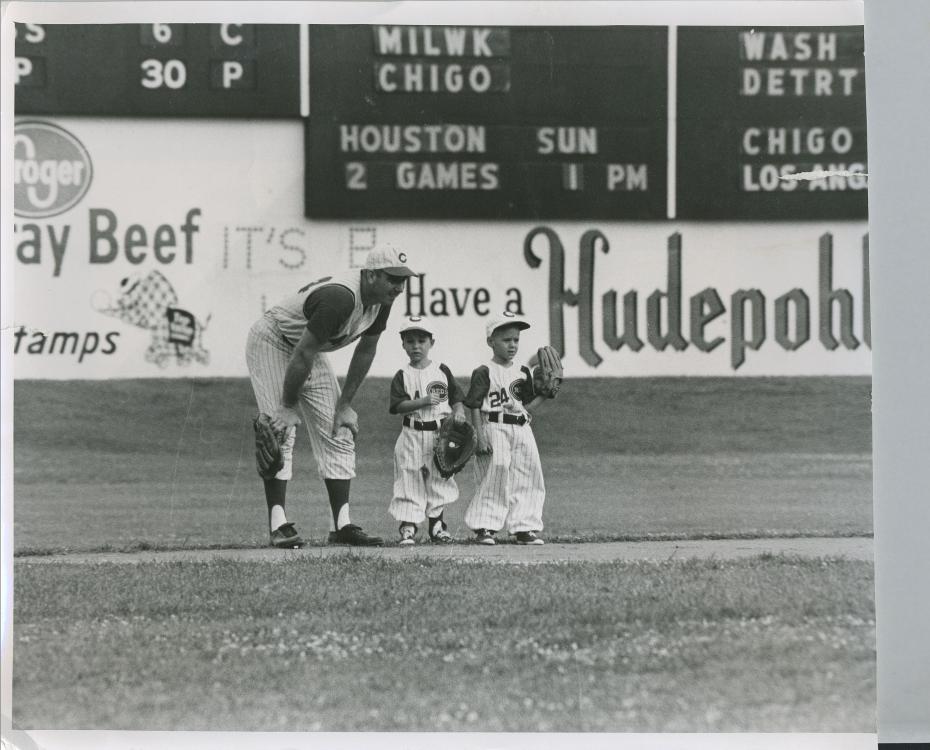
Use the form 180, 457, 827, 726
12, 117, 871, 379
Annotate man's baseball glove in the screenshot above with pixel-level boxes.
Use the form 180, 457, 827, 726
532, 345, 564, 398
253, 413, 285, 479
433, 418, 478, 479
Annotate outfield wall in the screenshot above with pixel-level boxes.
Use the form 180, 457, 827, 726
12, 117, 871, 379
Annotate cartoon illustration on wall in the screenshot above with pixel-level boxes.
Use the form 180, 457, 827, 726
96, 269, 210, 367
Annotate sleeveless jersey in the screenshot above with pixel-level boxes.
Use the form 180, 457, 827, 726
269, 270, 383, 353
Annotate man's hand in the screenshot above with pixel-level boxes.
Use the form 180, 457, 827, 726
428, 392, 442, 407
452, 411, 466, 424
333, 403, 359, 440
271, 405, 301, 433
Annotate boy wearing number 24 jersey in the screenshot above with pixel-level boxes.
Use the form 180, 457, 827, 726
463, 312, 548, 546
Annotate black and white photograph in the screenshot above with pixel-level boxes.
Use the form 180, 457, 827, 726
1, 1, 893, 747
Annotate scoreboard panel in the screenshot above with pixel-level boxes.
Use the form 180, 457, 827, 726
13, 22, 867, 221
676, 27, 867, 219
13, 23, 301, 117
304, 25, 669, 220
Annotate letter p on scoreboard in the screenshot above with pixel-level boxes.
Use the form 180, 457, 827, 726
209, 60, 255, 89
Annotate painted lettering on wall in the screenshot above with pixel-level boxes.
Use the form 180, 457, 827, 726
523, 227, 870, 370
14, 207, 201, 277
405, 276, 523, 318
12, 326, 120, 363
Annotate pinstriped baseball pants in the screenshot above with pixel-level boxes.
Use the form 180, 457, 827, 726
389, 427, 458, 523
464, 422, 545, 533
245, 314, 355, 480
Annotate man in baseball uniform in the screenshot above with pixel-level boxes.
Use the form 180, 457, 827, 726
388, 317, 467, 545
245, 246, 415, 548
463, 312, 548, 545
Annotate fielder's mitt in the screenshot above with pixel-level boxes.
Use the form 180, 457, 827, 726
253, 413, 285, 479
532, 345, 564, 398
433, 418, 478, 479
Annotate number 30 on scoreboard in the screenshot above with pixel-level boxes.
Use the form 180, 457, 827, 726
140, 58, 187, 89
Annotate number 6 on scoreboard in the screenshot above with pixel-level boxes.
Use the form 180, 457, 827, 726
152, 23, 173, 43
139, 23, 184, 47
140, 59, 188, 90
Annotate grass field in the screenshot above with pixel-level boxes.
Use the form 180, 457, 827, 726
10, 376, 875, 731
13, 555, 875, 731
12, 377, 873, 552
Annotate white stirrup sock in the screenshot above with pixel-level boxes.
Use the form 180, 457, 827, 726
270, 505, 287, 531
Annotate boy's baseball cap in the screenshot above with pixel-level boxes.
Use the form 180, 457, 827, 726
365, 245, 416, 277
486, 311, 531, 338
399, 316, 434, 336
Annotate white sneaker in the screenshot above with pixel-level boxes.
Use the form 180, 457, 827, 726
398, 524, 417, 546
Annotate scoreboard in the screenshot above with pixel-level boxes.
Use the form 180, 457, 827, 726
676, 27, 867, 219
305, 26, 668, 220
13, 22, 867, 221
13, 23, 300, 117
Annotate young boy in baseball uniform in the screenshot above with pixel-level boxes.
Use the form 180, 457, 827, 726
463, 312, 548, 545
388, 317, 467, 545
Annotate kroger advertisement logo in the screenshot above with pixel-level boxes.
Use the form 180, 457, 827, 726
14, 120, 93, 218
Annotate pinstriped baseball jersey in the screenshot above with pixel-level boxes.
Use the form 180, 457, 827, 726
269, 271, 384, 351
390, 361, 462, 421
465, 361, 534, 416
464, 359, 545, 534
388, 361, 465, 524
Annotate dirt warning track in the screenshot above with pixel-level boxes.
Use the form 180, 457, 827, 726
14, 536, 873, 566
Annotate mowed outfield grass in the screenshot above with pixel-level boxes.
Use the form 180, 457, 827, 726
12, 555, 875, 731
12, 377, 873, 552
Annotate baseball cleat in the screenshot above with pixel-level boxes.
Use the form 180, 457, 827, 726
398, 523, 417, 546
475, 529, 496, 545
270, 522, 305, 549
515, 531, 545, 545
429, 520, 454, 545
328, 524, 385, 546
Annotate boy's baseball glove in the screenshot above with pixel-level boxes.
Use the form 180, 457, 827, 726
533, 345, 564, 398
433, 418, 478, 478
253, 413, 285, 479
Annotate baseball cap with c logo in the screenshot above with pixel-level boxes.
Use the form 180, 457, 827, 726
365, 246, 415, 277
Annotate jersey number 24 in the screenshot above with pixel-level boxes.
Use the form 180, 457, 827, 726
488, 388, 511, 409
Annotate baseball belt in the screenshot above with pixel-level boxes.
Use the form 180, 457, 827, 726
403, 416, 443, 431
487, 412, 528, 426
